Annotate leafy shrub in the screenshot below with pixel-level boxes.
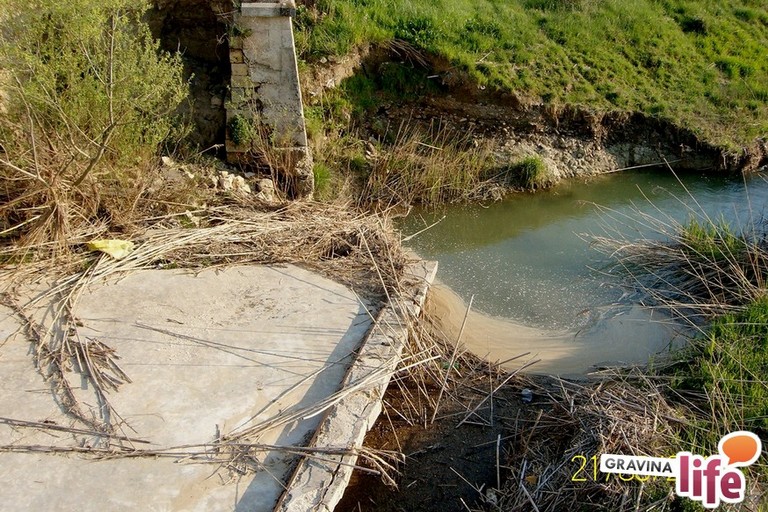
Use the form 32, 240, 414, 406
0, 0, 188, 253
228, 115, 256, 146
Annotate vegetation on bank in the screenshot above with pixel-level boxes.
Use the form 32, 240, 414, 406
595, 211, 768, 498
295, 0, 768, 148
0, 0, 193, 256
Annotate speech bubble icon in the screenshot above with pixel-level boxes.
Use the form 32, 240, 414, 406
718, 431, 762, 466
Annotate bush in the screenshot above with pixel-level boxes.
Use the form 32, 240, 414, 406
510, 155, 549, 189
0, 0, 188, 254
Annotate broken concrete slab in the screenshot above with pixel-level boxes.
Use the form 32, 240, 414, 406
0, 264, 375, 511
276, 260, 438, 512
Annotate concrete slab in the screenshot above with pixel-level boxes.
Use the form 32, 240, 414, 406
276, 260, 438, 512
0, 264, 373, 512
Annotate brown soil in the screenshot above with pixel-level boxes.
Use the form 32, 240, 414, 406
336, 378, 547, 512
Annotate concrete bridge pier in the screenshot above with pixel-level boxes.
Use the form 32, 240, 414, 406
226, 0, 313, 198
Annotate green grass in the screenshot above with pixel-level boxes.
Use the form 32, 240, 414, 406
679, 216, 748, 262
509, 155, 550, 189
296, 0, 768, 147
669, 297, 768, 486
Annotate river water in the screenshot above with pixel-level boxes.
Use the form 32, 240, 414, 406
402, 169, 768, 375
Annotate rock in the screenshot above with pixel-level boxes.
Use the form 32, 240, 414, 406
256, 178, 276, 202
232, 175, 251, 194
218, 171, 235, 191
217, 170, 251, 194
210, 95, 223, 108
521, 388, 533, 403
161, 156, 175, 168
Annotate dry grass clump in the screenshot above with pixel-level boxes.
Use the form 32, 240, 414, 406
590, 199, 768, 324
362, 121, 497, 207
1, 201, 409, 436
494, 374, 686, 512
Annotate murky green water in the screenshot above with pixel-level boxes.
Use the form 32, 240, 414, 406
402, 169, 768, 373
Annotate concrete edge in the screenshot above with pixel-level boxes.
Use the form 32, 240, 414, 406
240, 2, 296, 17
274, 260, 439, 512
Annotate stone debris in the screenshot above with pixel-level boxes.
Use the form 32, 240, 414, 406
521, 388, 534, 404
256, 178, 276, 202
216, 170, 252, 194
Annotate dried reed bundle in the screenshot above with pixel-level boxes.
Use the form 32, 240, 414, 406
494, 373, 686, 512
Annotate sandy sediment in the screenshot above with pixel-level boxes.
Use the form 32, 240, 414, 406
425, 283, 688, 375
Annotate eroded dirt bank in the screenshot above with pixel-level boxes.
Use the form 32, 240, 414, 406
305, 45, 768, 184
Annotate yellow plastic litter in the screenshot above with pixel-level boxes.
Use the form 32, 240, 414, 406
86, 239, 135, 260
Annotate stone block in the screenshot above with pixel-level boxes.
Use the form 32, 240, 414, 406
231, 63, 249, 76
230, 87, 253, 104
225, 139, 250, 154
231, 74, 254, 88
230, 49, 245, 64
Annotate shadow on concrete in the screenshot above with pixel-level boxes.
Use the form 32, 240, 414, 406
234, 297, 374, 511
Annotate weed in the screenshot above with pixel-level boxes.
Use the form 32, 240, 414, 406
510, 155, 549, 189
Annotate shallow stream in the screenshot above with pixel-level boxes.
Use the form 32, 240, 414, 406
402, 169, 768, 375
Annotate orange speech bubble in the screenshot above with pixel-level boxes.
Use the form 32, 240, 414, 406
718, 431, 762, 466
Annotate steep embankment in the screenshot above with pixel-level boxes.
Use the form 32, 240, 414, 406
295, 0, 768, 194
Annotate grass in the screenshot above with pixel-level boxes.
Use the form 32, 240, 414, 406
675, 298, 768, 434
302, 72, 500, 206
592, 192, 768, 494
361, 121, 496, 206
295, 0, 768, 148
679, 216, 748, 262
509, 155, 550, 190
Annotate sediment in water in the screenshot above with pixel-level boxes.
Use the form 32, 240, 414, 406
425, 283, 688, 375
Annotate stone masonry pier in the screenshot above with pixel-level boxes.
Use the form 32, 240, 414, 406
226, 0, 313, 197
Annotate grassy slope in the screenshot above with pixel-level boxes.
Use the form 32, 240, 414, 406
295, 0, 768, 148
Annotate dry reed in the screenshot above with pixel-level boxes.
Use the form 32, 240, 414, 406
0, 199, 439, 486
490, 372, 687, 512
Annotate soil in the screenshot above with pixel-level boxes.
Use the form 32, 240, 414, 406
336, 378, 548, 512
